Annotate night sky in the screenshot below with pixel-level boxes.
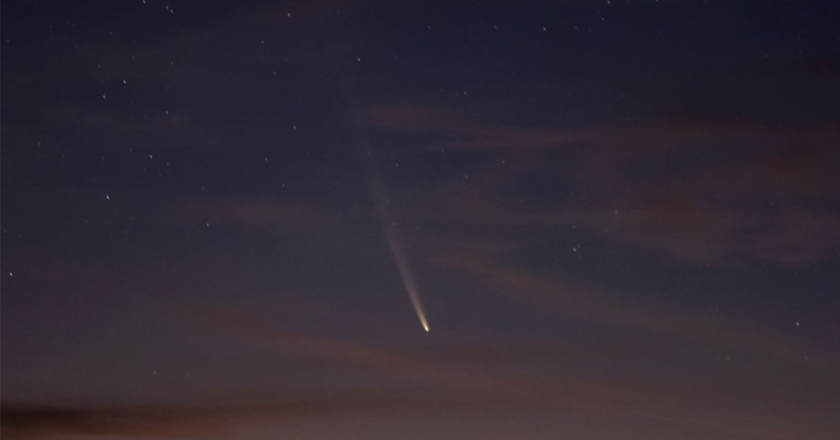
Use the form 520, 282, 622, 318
2, 1, 840, 439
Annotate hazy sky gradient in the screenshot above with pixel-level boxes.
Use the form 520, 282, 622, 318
3, 1, 840, 439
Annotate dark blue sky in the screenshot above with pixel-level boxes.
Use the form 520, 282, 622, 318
2, 1, 840, 439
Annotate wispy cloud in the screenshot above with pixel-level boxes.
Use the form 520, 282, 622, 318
433, 251, 833, 365
6, 311, 837, 440
351, 100, 840, 267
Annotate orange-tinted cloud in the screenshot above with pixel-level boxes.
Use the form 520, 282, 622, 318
352, 100, 840, 267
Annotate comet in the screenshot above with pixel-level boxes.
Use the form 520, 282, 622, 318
362, 149, 430, 332
384, 224, 430, 332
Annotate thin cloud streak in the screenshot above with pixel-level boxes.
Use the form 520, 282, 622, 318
6, 312, 836, 440
351, 102, 840, 267
434, 252, 832, 365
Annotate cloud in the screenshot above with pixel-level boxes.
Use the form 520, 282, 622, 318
432, 251, 836, 365
1, 405, 233, 439
351, 100, 840, 267
6, 311, 837, 440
